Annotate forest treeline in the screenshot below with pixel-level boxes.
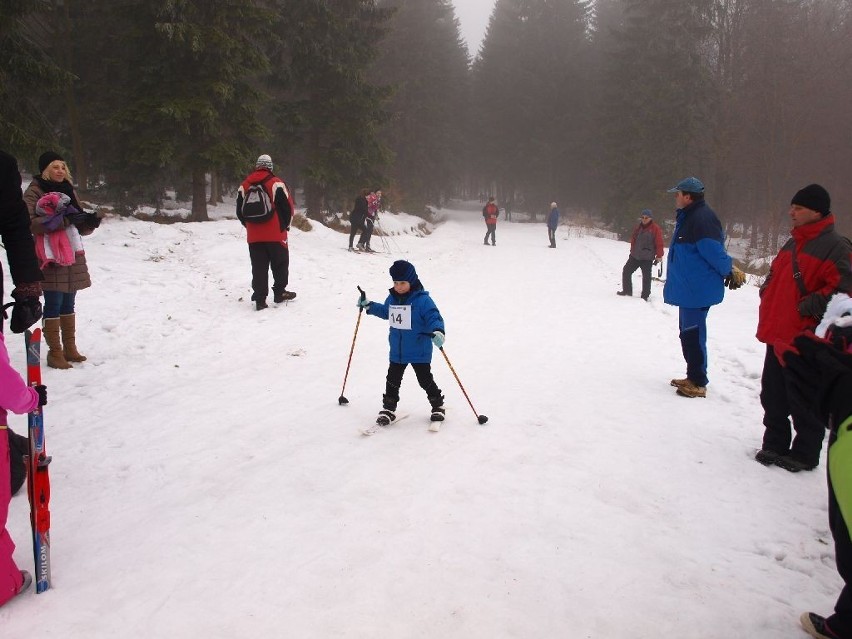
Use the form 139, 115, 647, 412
1, 0, 850, 250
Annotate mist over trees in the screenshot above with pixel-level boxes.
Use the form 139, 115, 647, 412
1, 0, 849, 243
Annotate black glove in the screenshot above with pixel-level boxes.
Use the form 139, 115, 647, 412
35, 385, 47, 407
86, 212, 101, 228
783, 333, 852, 426
67, 207, 88, 225
724, 266, 747, 290
7, 289, 43, 334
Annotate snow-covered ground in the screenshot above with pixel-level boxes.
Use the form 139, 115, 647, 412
0, 199, 837, 638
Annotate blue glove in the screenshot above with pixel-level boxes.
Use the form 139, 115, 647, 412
356, 297, 371, 309
431, 331, 445, 348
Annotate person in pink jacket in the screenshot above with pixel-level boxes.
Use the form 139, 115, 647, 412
0, 331, 46, 607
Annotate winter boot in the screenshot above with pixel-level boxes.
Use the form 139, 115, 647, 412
800, 612, 841, 639
429, 394, 445, 422
255, 299, 268, 311
43, 318, 72, 369
274, 291, 297, 303
60, 313, 87, 362
670, 377, 691, 388
675, 380, 706, 398
17, 570, 32, 596
376, 410, 396, 426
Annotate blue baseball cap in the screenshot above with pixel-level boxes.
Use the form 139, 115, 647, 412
667, 177, 704, 194
640, 209, 652, 218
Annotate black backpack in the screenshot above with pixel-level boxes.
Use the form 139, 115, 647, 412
241, 175, 275, 223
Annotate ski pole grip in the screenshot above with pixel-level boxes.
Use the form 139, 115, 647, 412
357, 285, 365, 302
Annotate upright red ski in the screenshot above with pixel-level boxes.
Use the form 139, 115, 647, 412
24, 328, 51, 593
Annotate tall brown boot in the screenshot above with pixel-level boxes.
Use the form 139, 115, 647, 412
44, 318, 72, 369
60, 313, 87, 362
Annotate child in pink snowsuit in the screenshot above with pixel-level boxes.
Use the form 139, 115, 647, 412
0, 331, 43, 606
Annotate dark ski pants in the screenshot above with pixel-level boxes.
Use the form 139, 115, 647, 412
548, 227, 556, 248
827, 433, 852, 637
484, 224, 496, 245
248, 242, 289, 302
359, 218, 375, 248
678, 306, 709, 387
348, 217, 365, 248
383, 362, 443, 411
759, 344, 825, 465
621, 256, 652, 299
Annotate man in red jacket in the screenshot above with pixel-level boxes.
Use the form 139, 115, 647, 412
755, 184, 852, 472
236, 155, 296, 311
482, 196, 498, 246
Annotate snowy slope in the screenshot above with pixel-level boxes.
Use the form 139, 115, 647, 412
0, 200, 838, 638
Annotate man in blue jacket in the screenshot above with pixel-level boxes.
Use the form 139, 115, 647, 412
663, 177, 741, 398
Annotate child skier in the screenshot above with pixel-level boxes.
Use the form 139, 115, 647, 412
357, 260, 446, 427
0, 331, 46, 606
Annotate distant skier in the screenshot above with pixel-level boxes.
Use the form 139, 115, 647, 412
356, 260, 446, 428
482, 196, 499, 246
349, 189, 369, 252
616, 209, 664, 300
547, 202, 560, 248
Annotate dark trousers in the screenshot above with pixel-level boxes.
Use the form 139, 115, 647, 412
760, 344, 825, 465
828, 433, 852, 636
678, 306, 709, 386
621, 256, 652, 299
348, 217, 365, 248
484, 224, 496, 245
359, 218, 374, 247
548, 227, 556, 247
248, 242, 289, 302
383, 362, 443, 410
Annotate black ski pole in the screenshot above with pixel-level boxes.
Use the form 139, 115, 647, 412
438, 347, 488, 424
338, 286, 366, 405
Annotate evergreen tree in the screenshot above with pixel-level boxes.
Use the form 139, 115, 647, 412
373, 0, 471, 212
471, 0, 592, 213
0, 0, 72, 160
268, 0, 394, 220
596, 0, 715, 234
95, 0, 272, 220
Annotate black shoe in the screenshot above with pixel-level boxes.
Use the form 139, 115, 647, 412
255, 300, 268, 311
775, 455, 817, 473
430, 406, 445, 422
274, 291, 297, 303
641, 295, 649, 301
754, 449, 784, 466
616, 291, 631, 296
800, 612, 841, 639
376, 410, 396, 427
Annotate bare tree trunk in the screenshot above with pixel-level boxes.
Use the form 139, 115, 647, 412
190, 170, 209, 222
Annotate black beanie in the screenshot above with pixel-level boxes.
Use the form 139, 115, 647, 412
38, 151, 64, 174
791, 184, 831, 217
389, 260, 417, 282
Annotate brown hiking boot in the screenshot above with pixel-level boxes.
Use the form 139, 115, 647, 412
670, 377, 691, 388
676, 380, 706, 398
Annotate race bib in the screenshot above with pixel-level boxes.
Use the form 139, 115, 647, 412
388, 305, 412, 330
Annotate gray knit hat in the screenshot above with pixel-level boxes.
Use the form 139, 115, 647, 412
255, 154, 273, 170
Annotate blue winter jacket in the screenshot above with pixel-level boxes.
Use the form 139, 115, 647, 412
547, 208, 560, 230
663, 199, 732, 308
367, 284, 445, 364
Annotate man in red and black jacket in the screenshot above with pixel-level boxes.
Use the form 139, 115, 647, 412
755, 184, 852, 472
236, 154, 296, 311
